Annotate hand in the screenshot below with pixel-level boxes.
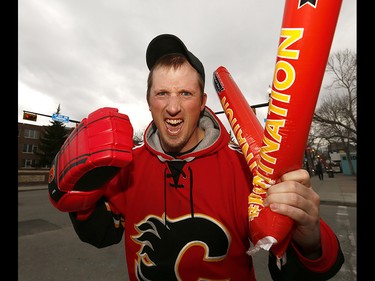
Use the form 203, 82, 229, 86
48, 107, 134, 214
263, 169, 322, 258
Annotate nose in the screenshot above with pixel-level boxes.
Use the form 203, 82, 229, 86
166, 94, 181, 115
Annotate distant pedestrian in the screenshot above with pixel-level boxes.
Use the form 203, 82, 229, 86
316, 162, 324, 180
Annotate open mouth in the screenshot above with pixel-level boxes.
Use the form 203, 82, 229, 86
165, 119, 183, 135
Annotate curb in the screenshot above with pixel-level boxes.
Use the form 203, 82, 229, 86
319, 200, 356, 207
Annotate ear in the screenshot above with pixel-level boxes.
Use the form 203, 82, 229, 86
200, 93, 207, 111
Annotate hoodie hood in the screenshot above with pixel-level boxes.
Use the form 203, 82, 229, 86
144, 106, 230, 162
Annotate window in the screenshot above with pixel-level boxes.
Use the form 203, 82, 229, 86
21, 159, 39, 168
22, 144, 38, 153
24, 129, 40, 139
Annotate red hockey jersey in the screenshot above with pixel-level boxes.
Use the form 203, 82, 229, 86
71, 106, 343, 280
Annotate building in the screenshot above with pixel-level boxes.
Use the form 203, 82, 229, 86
328, 142, 357, 176
18, 122, 74, 185
18, 122, 46, 169
340, 151, 357, 176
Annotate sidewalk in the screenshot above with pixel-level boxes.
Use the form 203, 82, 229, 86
18, 184, 48, 192
310, 172, 356, 207
18, 172, 357, 206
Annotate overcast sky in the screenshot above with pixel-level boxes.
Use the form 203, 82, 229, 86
18, 0, 356, 133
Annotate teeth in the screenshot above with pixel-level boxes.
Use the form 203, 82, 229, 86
166, 119, 182, 125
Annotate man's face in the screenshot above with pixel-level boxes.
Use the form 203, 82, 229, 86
148, 62, 207, 153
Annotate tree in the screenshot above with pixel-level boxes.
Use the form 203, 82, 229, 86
132, 129, 144, 146
35, 105, 71, 168
311, 49, 357, 175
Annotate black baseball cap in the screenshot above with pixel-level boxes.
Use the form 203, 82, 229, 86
146, 34, 205, 82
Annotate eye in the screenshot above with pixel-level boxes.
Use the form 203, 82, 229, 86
156, 91, 167, 97
181, 91, 192, 97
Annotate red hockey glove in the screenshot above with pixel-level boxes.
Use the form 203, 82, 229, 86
47, 107, 134, 213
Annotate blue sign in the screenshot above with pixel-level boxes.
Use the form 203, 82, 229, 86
52, 113, 70, 123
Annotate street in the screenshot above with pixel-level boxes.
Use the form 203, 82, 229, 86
18, 189, 356, 281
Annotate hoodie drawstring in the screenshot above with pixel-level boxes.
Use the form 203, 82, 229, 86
164, 162, 195, 223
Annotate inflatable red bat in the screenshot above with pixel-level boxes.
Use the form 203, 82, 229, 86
252, 0, 343, 261
213, 66, 264, 176
214, 0, 343, 264
213, 67, 280, 255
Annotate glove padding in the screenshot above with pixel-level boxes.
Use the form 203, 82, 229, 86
48, 107, 134, 212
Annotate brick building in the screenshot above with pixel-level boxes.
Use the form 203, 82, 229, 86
18, 122, 74, 185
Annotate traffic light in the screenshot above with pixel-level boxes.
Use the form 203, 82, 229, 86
23, 112, 37, 121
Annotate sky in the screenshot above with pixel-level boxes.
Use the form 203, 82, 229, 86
18, 0, 357, 134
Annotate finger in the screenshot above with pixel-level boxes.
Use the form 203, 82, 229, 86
279, 169, 311, 187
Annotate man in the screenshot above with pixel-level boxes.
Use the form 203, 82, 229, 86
316, 161, 324, 180
48, 34, 344, 280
